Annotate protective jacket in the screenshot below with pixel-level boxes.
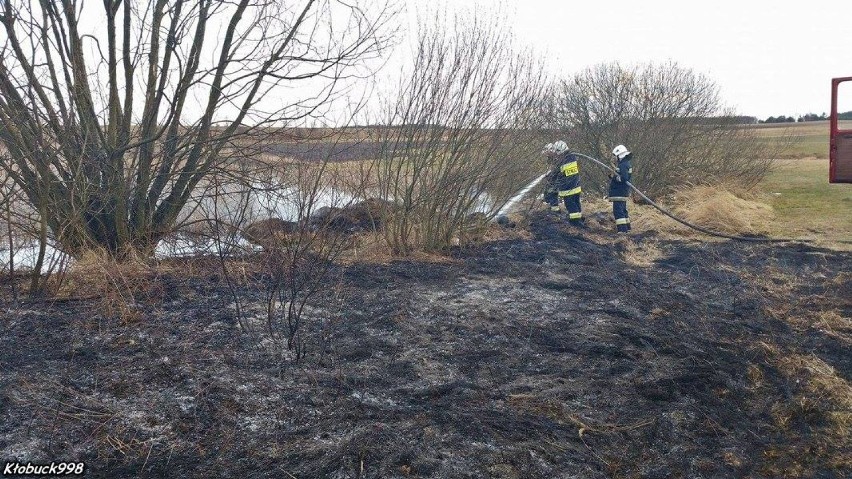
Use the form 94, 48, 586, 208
607, 154, 632, 200
552, 152, 583, 223
555, 152, 581, 197
608, 153, 632, 232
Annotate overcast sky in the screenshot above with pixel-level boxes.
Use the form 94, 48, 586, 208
403, 0, 852, 119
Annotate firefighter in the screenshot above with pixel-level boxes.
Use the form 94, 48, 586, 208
550, 140, 584, 226
608, 144, 633, 233
540, 143, 561, 213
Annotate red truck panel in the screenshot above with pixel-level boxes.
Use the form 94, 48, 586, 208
830, 77, 852, 183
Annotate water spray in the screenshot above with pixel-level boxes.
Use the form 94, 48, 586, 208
494, 172, 550, 218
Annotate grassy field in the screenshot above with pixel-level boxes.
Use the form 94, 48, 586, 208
621, 127, 851, 248
744, 120, 852, 159
757, 158, 852, 246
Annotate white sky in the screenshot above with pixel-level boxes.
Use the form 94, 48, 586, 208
401, 0, 852, 119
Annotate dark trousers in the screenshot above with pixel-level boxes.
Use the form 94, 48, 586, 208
563, 194, 583, 224
613, 200, 630, 232
545, 189, 560, 212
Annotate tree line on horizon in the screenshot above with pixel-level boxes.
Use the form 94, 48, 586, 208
757, 111, 852, 123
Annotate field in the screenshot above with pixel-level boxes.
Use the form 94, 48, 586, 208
759, 158, 852, 246
745, 120, 852, 159
744, 120, 851, 246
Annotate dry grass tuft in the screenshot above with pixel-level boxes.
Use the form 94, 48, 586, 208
777, 354, 852, 419
815, 310, 852, 342
61, 248, 172, 323
481, 219, 534, 243
671, 185, 774, 236
620, 240, 665, 267
747, 364, 765, 388
630, 204, 693, 238
337, 214, 532, 265
630, 185, 775, 238
338, 232, 462, 265
722, 451, 744, 468
759, 348, 852, 473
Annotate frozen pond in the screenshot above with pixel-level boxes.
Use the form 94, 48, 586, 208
0, 181, 355, 271
1, 174, 541, 272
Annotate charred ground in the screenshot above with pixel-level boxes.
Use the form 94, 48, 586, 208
1, 212, 850, 478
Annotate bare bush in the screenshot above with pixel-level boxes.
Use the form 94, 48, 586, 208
550, 61, 772, 198
191, 139, 357, 362
371, 13, 549, 253
253, 161, 353, 360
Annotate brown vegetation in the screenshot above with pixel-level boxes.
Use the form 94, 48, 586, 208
630, 185, 776, 238
60, 248, 170, 324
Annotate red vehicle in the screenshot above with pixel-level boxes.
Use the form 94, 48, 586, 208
830, 76, 852, 183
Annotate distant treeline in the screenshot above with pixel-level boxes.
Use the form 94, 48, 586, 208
758, 111, 852, 123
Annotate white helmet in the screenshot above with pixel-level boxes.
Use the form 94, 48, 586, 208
612, 144, 630, 159
541, 142, 554, 156
552, 140, 569, 155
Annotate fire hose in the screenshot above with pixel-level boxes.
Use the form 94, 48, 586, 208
566, 152, 813, 243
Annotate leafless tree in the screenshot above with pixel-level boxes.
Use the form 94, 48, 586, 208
550, 61, 770, 198
371, 11, 549, 253
0, 0, 395, 258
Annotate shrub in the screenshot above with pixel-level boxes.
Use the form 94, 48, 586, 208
371, 13, 548, 253
549, 61, 772, 198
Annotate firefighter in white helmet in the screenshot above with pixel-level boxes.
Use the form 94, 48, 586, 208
542, 140, 584, 226
608, 144, 633, 232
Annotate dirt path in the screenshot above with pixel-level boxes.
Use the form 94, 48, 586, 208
1, 212, 849, 478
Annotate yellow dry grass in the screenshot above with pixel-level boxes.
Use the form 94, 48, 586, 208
627, 185, 775, 239
337, 231, 462, 265
672, 186, 774, 235
780, 353, 852, 402
814, 309, 852, 343
776, 353, 852, 438
481, 216, 534, 243
61, 248, 171, 323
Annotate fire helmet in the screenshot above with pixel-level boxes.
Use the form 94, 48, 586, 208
552, 140, 569, 155
612, 144, 630, 159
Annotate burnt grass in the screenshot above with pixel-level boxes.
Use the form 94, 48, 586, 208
1, 212, 850, 478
